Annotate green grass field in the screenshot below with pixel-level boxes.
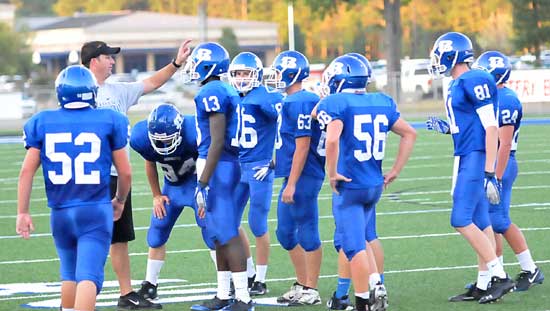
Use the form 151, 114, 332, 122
0, 122, 549, 311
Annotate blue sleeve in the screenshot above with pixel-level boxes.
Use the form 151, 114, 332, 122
183, 115, 198, 150
294, 98, 316, 138
111, 112, 130, 151
195, 86, 229, 115
22, 114, 42, 150
463, 72, 498, 110
129, 120, 150, 157
498, 93, 522, 127
261, 93, 282, 121
386, 96, 401, 129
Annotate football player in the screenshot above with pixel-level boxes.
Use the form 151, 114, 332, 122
264, 50, 325, 306
316, 55, 416, 311
473, 51, 543, 291
229, 52, 284, 295
427, 32, 515, 304
322, 53, 387, 311
130, 104, 215, 304
16, 65, 131, 311
184, 42, 253, 311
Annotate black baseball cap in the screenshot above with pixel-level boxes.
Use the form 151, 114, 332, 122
80, 41, 121, 65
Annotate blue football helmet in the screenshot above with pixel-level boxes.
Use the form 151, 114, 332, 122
428, 32, 474, 79
472, 51, 512, 85
147, 104, 183, 155
264, 50, 310, 90
321, 55, 369, 96
346, 52, 373, 84
229, 52, 263, 92
182, 42, 230, 83
55, 65, 98, 108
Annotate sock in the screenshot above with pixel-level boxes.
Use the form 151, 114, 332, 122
369, 273, 382, 289
487, 258, 506, 278
246, 257, 256, 278
516, 249, 537, 273
216, 271, 231, 300
476, 270, 490, 290
210, 250, 217, 270
232, 271, 251, 303
256, 265, 268, 283
380, 273, 385, 284
355, 291, 370, 299
335, 277, 351, 299
498, 255, 504, 266
145, 259, 164, 285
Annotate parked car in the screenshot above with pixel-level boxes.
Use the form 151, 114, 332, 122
1, 92, 37, 119
401, 58, 434, 97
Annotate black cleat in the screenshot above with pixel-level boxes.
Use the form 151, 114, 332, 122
515, 268, 544, 291
326, 291, 354, 310
448, 282, 486, 302
249, 281, 268, 296
190, 296, 231, 311
369, 283, 388, 311
478, 276, 515, 304
226, 299, 254, 311
117, 291, 162, 309
248, 275, 256, 290
354, 296, 370, 311
138, 281, 158, 300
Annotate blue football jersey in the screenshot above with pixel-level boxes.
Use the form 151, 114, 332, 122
497, 87, 522, 152
317, 92, 400, 188
445, 69, 498, 156
130, 116, 198, 185
239, 86, 282, 162
194, 80, 240, 161
23, 107, 129, 208
275, 90, 325, 179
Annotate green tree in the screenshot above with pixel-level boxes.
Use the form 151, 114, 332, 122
0, 23, 33, 76
219, 27, 241, 58
511, 0, 550, 64
11, 0, 56, 16
282, 24, 306, 54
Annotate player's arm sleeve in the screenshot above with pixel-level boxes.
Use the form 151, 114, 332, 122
111, 113, 130, 150
195, 88, 229, 116
294, 100, 315, 138
22, 116, 42, 150
122, 81, 145, 111
316, 97, 341, 131
498, 95, 521, 127
463, 75, 498, 110
386, 96, 402, 129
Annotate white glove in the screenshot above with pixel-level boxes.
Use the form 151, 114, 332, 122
253, 163, 272, 181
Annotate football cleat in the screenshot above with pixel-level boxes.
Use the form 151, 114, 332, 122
249, 281, 268, 296
369, 283, 388, 311
248, 275, 256, 290
289, 288, 321, 306
514, 268, 544, 291
326, 291, 354, 310
117, 291, 162, 309
226, 299, 254, 311
448, 282, 486, 302
277, 282, 303, 303
190, 296, 231, 311
137, 280, 158, 301
478, 276, 515, 304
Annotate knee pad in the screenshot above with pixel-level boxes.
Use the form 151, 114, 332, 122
490, 215, 511, 234
75, 273, 104, 295
343, 246, 364, 261
147, 227, 169, 249
276, 228, 298, 251
450, 212, 471, 228
297, 220, 320, 252
248, 210, 268, 237
201, 227, 216, 250
333, 231, 343, 253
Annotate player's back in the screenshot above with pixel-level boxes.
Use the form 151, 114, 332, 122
24, 107, 129, 208
275, 90, 325, 179
446, 69, 498, 156
497, 87, 523, 153
239, 86, 282, 162
194, 80, 240, 161
319, 92, 400, 188
130, 116, 198, 185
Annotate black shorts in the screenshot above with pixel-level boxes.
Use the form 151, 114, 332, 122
110, 176, 135, 243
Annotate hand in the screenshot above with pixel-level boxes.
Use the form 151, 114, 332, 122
252, 163, 273, 181
329, 173, 352, 195
153, 195, 170, 219
383, 170, 399, 189
175, 39, 192, 66
484, 171, 502, 205
195, 182, 210, 217
426, 116, 450, 134
16, 212, 34, 239
111, 199, 125, 221
282, 183, 296, 204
